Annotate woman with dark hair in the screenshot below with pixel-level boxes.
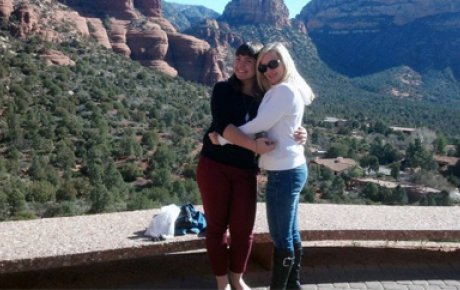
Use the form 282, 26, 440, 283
196, 42, 273, 290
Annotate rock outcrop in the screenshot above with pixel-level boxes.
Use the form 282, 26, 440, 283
134, 0, 161, 17
167, 33, 223, 84
40, 49, 75, 66
190, 19, 242, 48
0, 0, 13, 19
62, 0, 139, 20
11, 5, 39, 38
220, 0, 290, 28
127, 23, 177, 77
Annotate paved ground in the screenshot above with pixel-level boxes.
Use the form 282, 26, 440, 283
1, 243, 459, 289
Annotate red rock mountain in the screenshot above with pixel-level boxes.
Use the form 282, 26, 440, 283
1, 0, 226, 85
220, 0, 290, 28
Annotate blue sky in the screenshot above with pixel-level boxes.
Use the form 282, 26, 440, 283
165, 0, 310, 18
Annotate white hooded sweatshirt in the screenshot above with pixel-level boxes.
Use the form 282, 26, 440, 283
220, 77, 314, 171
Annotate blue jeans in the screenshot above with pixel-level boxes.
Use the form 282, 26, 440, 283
265, 163, 308, 252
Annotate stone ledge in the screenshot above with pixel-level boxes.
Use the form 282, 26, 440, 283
1, 203, 459, 274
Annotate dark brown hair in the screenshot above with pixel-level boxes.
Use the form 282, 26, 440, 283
228, 42, 265, 101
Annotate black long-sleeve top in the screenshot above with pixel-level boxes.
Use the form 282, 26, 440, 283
200, 81, 260, 169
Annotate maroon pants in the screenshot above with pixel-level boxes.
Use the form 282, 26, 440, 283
196, 156, 258, 276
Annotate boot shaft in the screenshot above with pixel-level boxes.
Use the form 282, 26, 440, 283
286, 243, 303, 290
270, 248, 294, 290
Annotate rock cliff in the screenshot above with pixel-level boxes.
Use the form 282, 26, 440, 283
300, 0, 460, 33
298, 0, 460, 78
220, 0, 290, 28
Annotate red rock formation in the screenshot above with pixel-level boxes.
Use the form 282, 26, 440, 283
134, 0, 161, 17
126, 23, 177, 76
12, 5, 39, 38
108, 19, 131, 57
40, 49, 76, 66
167, 33, 223, 85
86, 18, 111, 49
221, 0, 290, 28
0, 0, 13, 19
192, 19, 243, 47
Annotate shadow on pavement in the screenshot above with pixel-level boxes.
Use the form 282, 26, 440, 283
1, 247, 459, 289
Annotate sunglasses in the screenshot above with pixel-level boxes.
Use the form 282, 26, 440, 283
258, 59, 281, 73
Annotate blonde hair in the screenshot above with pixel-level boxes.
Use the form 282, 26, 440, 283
256, 42, 315, 103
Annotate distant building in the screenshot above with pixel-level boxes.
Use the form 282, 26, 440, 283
352, 177, 441, 202
390, 126, 416, 135
433, 155, 459, 172
311, 157, 357, 175
324, 117, 348, 127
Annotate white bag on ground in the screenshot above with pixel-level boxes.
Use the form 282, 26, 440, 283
145, 204, 181, 239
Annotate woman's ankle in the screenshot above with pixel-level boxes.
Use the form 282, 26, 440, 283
216, 274, 230, 290
229, 272, 251, 290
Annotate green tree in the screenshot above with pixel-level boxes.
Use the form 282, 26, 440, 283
152, 145, 175, 170
119, 162, 142, 182
141, 130, 159, 150
360, 155, 379, 174
89, 183, 113, 213
361, 182, 380, 202
390, 162, 401, 181
435, 190, 451, 206
151, 168, 172, 188
388, 186, 408, 205
27, 180, 56, 203
301, 186, 315, 203
0, 189, 9, 221
405, 138, 437, 170
127, 192, 156, 210
433, 135, 448, 155
54, 141, 76, 173
104, 162, 126, 192
7, 189, 26, 216
325, 143, 349, 158
29, 154, 48, 181
56, 180, 78, 201
452, 160, 460, 178
330, 176, 345, 197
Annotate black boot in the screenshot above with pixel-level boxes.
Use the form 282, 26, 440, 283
270, 248, 294, 290
286, 242, 302, 289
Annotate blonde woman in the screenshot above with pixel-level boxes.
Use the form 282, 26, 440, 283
216, 42, 315, 289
